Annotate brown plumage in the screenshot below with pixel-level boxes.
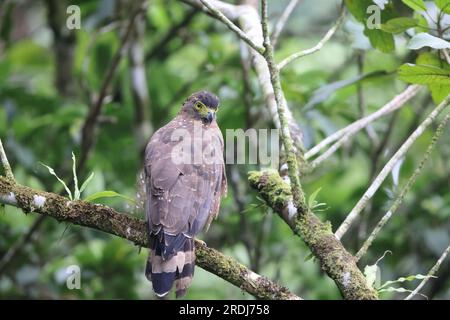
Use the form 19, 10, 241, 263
144, 91, 227, 298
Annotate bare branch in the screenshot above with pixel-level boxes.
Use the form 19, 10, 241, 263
356, 109, 450, 261
335, 94, 450, 240
278, 5, 346, 70
0, 138, 14, 181
0, 176, 301, 300
306, 85, 422, 160
197, 0, 265, 54
405, 245, 450, 300
271, 0, 299, 48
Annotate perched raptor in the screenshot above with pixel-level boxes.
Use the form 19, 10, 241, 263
144, 91, 227, 298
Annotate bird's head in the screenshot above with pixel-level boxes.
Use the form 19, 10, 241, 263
182, 91, 220, 124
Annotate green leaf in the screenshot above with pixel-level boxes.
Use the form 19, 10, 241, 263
304, 252, 314, 262
401, 0, 426, 12
381, 17, 418, 33
414, 10, 429, 33
308, 187, 322, 208
345, 0, 373, 22
415, 53, 450, 104
84, 190, 136, 204
379, 274, 437, 290
364, 264, 381, 289
79, 172, 95, 194
72, 152, 80, 200
364, 28, 395, 53
40, 163, 73, 200
416, 52, 445, 67
398, 64, 450, 85
377, 287, 428, 299
435, 0, 450, 14
430, 84, 450, 104
408, 33, 450, 50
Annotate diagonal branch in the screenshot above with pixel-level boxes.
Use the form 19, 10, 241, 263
271, 0, 299, 48
0, 176, 301, 300
356, 109, 450, 261
405, 245, 450, 300
278, 4, 346, 70
335, 94, 450, 240
197, 0, 265, 54
0, 138, 14, 181
305, 85, 422, 162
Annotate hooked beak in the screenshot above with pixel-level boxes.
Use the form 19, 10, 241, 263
206, 111, 215, 123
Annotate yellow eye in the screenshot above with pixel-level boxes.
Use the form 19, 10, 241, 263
194, 102, 202, 110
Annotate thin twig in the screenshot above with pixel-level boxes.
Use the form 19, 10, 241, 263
271, 0, 299, 48
0, 216, 45, 274
278, 5, 346, 70
0, 138, 14, 181
261, 0, 306, 209
356, 110, 450, 261
405, 245, 450, 300
198, 0, 265, 54
145, 8, 198, 62
78, 1, 148, 171
335, 94, 450, 240
306, 85, 422, 160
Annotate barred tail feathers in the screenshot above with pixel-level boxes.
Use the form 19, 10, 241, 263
145, 233, 195, 298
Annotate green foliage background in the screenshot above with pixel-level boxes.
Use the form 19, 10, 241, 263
0, 0, 449, 299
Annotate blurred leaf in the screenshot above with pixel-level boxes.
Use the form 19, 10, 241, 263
364, 264, 381, 289
364, 28, 395, 53
40, 163, 73, 200
79, 172, 95, 195
402, 0, 426, 12
72, 152, 80, 200
84, 190, 136, 204
398, 63, 450, 85
435, 0, 450, 14
308, 187, 322, 208
379, 274, 436, 289
381, 17, 418, 33
408, 33, 450, 49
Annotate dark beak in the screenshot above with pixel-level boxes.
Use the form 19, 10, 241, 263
206, 111, 215, 123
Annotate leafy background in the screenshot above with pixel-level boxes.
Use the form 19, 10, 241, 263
0, 0, 449, 299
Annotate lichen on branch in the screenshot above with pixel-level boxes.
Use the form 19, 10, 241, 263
248, 170, 378, 300
0, 176, 300, 300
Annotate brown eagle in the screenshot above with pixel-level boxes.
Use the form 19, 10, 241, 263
144, 91, 227, 298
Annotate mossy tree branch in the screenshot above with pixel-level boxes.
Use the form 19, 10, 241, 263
0, 176, 301, 300
260, 0, 307, 211
248, 170, 378, 300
